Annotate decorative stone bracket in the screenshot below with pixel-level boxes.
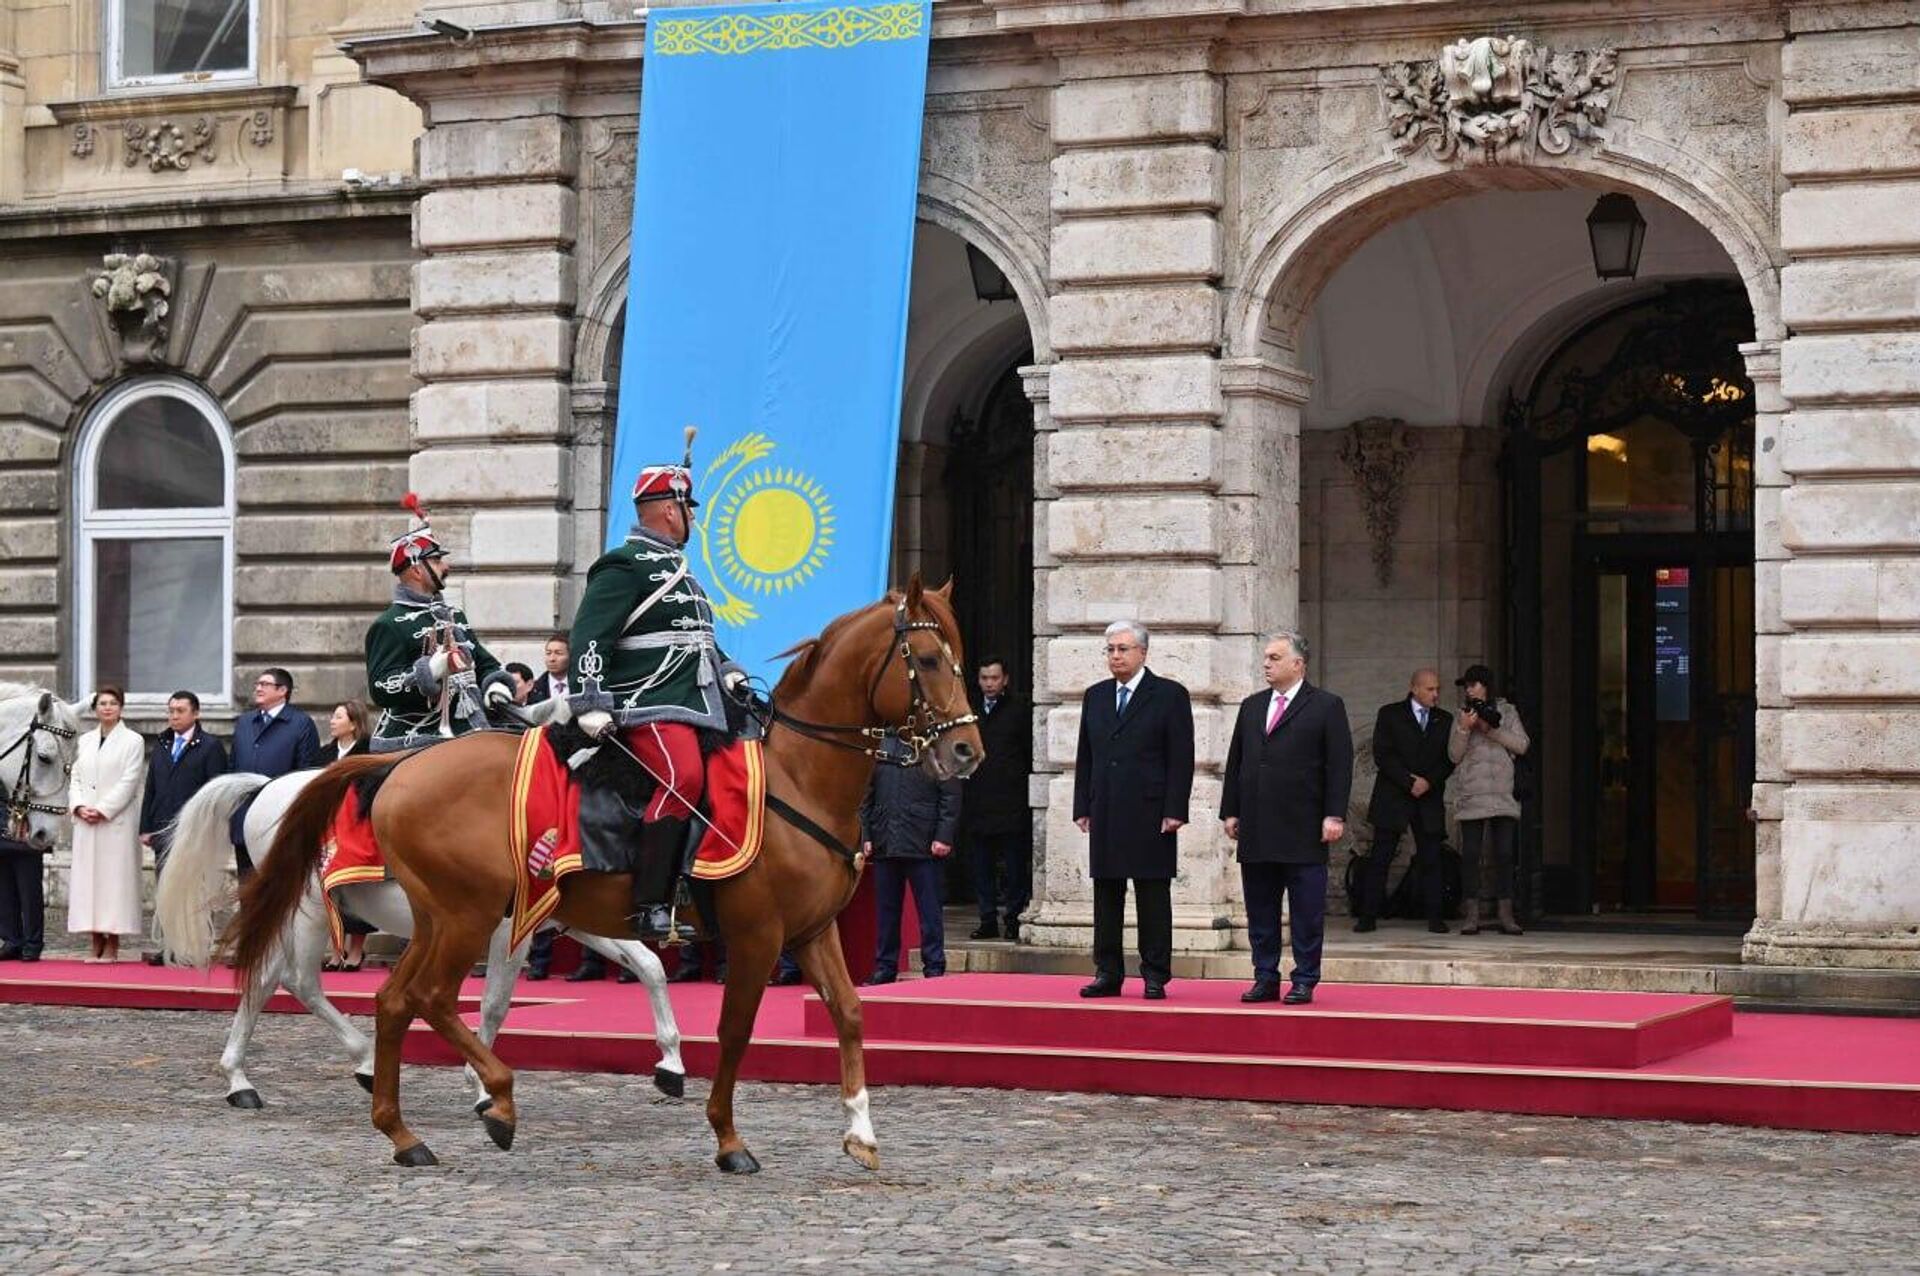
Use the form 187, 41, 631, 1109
1338, 417, 1413, 587
89, 252, 176, 366
1382, 36, 1616, 165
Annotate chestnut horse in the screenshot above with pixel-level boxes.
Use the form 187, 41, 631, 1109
225, 577, 981, 1171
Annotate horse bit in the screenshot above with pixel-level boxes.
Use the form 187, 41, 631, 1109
766, 600, 978, 768
0, 707, 77, 836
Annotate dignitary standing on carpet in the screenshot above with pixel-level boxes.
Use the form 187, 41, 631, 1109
1220, 632, 1353, 1005
1356, 669, 1454, 934
1073, 621, 1195, 1001
964, 656, 1031, 942
138, 691, 228, 880
67, 688, 148, 964
860, 738, 963, 985
229, 668, 322, 875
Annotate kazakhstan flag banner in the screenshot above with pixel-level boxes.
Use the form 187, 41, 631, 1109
610, 0, 933, 664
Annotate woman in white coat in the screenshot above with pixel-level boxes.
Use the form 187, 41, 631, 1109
68, 687, 148, 962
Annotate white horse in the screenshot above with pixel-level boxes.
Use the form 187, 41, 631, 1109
0, 685, 84, 855
155, 766, 687, 1111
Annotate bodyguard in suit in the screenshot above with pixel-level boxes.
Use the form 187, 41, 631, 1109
1220, 631, 1353, 1005
138, 690, 228, 877
524, 634, 572, 706
1356, 669, 1454, 934
228, 667, 322, 873
963, 657, 1031, 941
1072, 620, 1195, 1001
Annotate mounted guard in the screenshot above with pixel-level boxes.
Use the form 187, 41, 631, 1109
366, 494, 517, 753
568, 429, 751, 939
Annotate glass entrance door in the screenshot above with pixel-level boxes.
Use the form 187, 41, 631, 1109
1576, 545, 1754, 919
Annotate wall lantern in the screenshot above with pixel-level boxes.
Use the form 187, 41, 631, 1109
965, 242, 1017, 303
1586, 192, 1647, 280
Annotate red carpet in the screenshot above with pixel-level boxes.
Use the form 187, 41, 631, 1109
5, 962, 1916, 1135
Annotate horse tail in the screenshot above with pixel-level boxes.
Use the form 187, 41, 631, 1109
221, 755, 401, 987
153, 773, 270, 967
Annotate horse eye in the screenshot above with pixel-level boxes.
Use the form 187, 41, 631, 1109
917, 654, 940, 671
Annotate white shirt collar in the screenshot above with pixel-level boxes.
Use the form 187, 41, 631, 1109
1116, 667, 1147, 695
1269, 676, 1304, 707
261, 703, 284, 721
1409, 695, 1429, 717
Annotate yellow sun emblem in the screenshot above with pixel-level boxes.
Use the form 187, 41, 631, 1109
695, 432, 836, 626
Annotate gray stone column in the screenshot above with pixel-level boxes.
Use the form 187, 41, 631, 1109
410, 108, 581, 652
1027, 45, 1272, 955
1746, 24, 1920, 968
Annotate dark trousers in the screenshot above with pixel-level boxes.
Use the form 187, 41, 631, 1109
1092, 876, 1172, 986
0, 851, 46, 956
969, 829, 1032, 922
1241, 861, 1327, 987
527, 929, 556, 975
1359, 826, 1445, 924
874, 858, 945, 977
1459, 817, 1518, 901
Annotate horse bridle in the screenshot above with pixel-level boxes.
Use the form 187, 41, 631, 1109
766, 600, 979, 769
0, 707, 77, 837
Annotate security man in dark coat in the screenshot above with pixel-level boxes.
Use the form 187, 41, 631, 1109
963, 656, 1031, 941
139, 690, 228, 877
1221, 631, 1353, 1005
228, 667, 322, 873
859, 741, 963, 985
1072, 621, 1195, 1001
1357, 668, 1454, 934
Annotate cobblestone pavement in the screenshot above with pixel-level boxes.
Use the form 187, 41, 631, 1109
1, 1005, 1914, 1275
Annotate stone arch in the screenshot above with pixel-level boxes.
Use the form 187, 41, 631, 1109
574, 237, 631, 385
1230, 145, 1781, 364
916, 172, 1051, 363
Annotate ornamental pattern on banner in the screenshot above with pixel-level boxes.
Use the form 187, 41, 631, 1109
652, 3, 923, 56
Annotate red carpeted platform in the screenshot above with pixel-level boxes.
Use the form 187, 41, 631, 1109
6, 962, 1917, 1135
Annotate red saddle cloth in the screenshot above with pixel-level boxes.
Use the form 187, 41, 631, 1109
317, 728, 766, 953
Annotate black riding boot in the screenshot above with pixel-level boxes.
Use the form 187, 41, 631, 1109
630, 817, 689, 940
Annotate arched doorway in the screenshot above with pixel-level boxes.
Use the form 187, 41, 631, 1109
1509, 282, 1757, 922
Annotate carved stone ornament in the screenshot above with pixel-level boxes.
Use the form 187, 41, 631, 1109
248, 109, 273, 147
123, 118, 217, 172
71, 123, 95, 159
1383, 36, 1616, 165
1338, 418, 1415, 587
89, 252, 175, 365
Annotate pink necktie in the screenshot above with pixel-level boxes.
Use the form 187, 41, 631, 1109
1266, 693, 1289, 733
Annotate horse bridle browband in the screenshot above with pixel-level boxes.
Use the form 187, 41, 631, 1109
0, 707, 77, 835
765, 600, 978, 769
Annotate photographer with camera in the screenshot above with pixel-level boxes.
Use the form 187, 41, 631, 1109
1448, 664, 1530, 935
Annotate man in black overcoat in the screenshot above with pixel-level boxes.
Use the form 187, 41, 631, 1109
139, 690, 229, 879
1072, 621, 1194, 1000
1220, 631, 1353, 1005
963, 657, 1031, 941
229, 667, 322, 875
1357, 668, 1453, 933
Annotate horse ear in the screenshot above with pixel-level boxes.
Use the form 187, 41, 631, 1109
37, 692, 52, 714
933, 578, 954, 600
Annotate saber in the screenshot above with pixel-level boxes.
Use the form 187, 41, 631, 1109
593, 728, 745, 861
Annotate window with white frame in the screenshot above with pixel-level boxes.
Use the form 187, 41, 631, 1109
107, 0, 255, 89
76, 379, 234, 704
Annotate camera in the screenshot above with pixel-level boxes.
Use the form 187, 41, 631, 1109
1461, 696, 1502, 728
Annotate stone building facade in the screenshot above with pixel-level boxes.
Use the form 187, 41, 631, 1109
6, 0, 1920, 970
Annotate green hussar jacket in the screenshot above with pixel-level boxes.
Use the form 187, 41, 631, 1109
568, 528, 740, 732
365, 584, 509, 746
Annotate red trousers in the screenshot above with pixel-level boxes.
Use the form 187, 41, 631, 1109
618, 722, 704, 821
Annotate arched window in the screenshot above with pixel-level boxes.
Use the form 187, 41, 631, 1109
75, 378, 234, 703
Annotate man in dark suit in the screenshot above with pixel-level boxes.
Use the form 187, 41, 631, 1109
524, 634, 580, 980
1072, 621, 1194, 1001
964, 657, 1031, 941
524, 633, 571, 706
1357, 669, 1454, 934
1220, 631, 1353, 1005
140, 689, 229, 962
229, 667, 322, 873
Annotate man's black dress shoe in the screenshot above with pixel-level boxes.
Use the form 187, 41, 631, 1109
968, 921, 999, 940
18, 951, 39, 963
1079, 979, 1122, 998
143, 951, 165, 967
1004, 919, 1021, 943
0, 946, 22, 961
860, 970, 896, 987
768, 967, 805, 987
565, 965, 605, 982
1428, 920, 1450, 934
1142, 983, 1166, 1001
1352, 917, 1377, 933
616, 966, 639, 983
667, 961, 703, 984
1241, 981, 1280, 1003
524, 967, 550, 982
1283, 984, 1315, 1005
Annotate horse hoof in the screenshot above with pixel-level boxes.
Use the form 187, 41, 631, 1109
653, 1067, 685, 1099
393, 1143, 439, 1168
715, 1149, 761, 1175
473, 1097, 494, 1117
355, 1072, 375, 1094
843, 1137, 880, 1172
482, 1113, 516, 1151
226, 1089, 264, 1110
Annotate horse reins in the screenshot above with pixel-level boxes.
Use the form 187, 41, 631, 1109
0, 708, 77, 838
